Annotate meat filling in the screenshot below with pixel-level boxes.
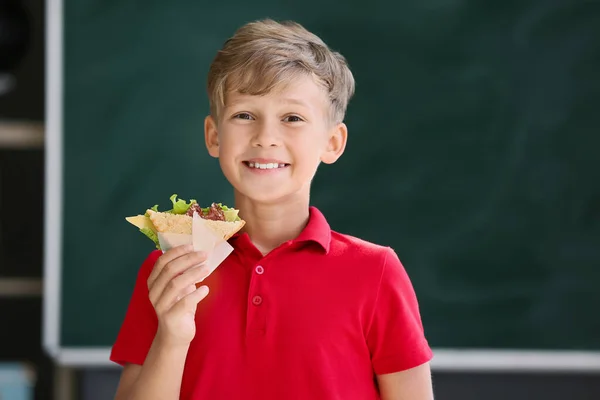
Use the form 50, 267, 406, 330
185, 202, 226, 221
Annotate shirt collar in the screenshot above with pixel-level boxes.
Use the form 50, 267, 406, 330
229, 206, 331, 254
294, 206, 331, 254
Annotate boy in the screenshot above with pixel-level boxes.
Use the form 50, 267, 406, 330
111, 19, 434, 399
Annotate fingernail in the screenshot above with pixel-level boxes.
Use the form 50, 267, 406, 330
197, 285, 209, 295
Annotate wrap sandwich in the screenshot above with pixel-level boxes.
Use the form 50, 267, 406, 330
126, 194, 245, 250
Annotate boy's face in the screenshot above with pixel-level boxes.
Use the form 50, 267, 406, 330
204, 75, 347, 204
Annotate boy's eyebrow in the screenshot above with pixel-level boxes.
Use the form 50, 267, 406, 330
279, 98, 311, 108
225, 97, 312, 109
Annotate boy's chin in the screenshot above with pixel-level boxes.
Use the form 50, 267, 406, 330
234, 184, 305, 205
237, 191, 287, 205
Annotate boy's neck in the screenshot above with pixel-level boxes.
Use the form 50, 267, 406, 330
235, 191, 310, 255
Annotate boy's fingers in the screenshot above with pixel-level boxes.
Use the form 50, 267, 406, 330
149, 253, 207, 303
171, 284, 197, 309
173, 285, 210, 314
148, 247, 205, 289
153, 265, 209, 311
147, 244, 193, 287
192, 285, 210, 303
176, 284, 197, 301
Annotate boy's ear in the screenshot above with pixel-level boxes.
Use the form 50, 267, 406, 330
204, 115, 219, 158
320, 122, 348, 164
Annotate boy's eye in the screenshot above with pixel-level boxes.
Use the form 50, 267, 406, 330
284, 115, 304, 122
233, 113, 253, 120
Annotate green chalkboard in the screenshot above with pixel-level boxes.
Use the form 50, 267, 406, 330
46, 0, 600, 363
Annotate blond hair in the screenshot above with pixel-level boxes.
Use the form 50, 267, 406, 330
207, 19, 355, 124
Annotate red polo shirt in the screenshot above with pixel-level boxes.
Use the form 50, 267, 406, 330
111, 206, 432, 399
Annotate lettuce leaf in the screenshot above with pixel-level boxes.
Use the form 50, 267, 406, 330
168, 194, 196, 214
218, 203, 241, 222
139, 227, 160, 249
142, 194, 240, 222
223, 208, 240, 222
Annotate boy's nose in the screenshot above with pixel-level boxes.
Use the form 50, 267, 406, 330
252, 122, 281, 147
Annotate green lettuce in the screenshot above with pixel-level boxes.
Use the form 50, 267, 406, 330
143, 194, 240, 222
140, 227, 160, 249
144, 194, 196, 216
219, 203, 241, 222
168, 194, 197, 214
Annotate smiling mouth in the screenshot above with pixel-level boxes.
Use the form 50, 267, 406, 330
243, 161, 290, 170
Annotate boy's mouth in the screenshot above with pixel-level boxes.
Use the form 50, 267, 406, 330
243, 160, 290, 170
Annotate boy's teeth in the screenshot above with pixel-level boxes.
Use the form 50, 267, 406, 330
248, 162, 286, 169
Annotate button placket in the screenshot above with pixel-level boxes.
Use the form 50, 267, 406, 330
251, 265, 264, 306
252, 266, 264, 306
247, 262, 267, 334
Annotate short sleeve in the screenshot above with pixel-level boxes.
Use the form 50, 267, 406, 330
366, 247, 433, 375
110, 250, 162, 366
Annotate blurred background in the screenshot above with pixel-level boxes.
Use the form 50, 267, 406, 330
1, 0, 599, 399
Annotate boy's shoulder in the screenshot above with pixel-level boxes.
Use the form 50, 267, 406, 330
330, 229, 389, 251
322, 230, 414, 292
327, 229, 400, 269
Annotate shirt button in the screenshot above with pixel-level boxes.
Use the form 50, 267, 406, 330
252, 295, 263, 306
255, 265, 264, 275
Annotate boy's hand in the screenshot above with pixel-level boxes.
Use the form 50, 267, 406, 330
147, 244, 211, 347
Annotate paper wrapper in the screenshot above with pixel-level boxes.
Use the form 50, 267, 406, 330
157, 213, 234, 278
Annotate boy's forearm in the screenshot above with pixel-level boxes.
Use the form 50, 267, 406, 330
128, 333, 189, 400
